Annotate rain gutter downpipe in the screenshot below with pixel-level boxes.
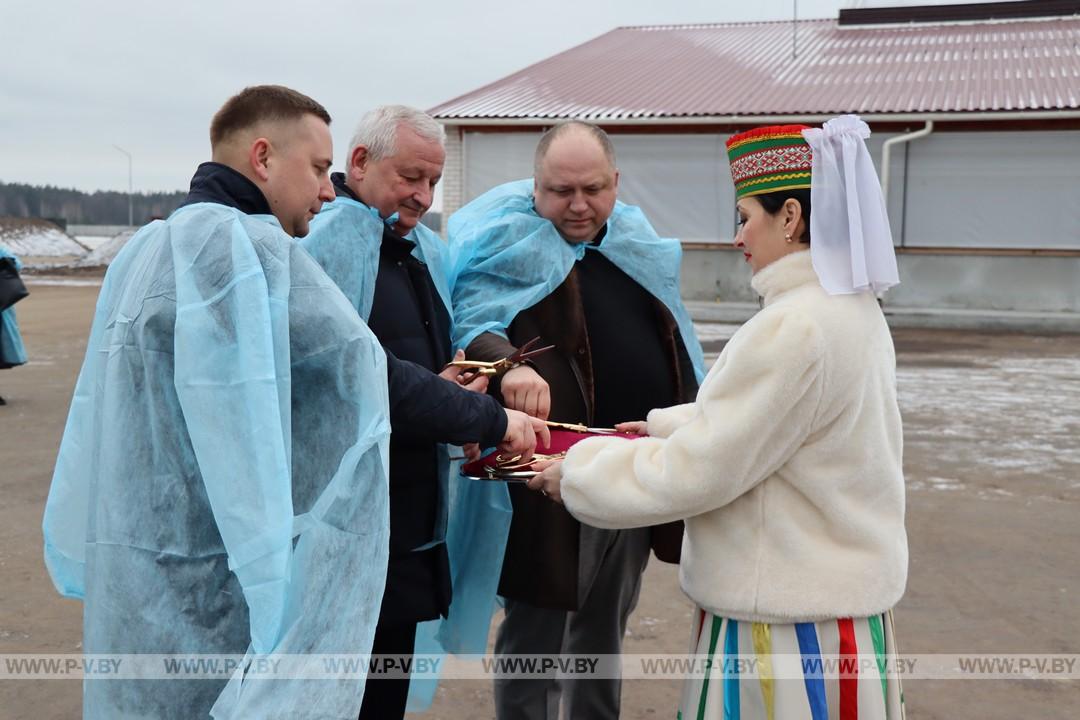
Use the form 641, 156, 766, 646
880, 120, 933, 208
881, 120, 933, 248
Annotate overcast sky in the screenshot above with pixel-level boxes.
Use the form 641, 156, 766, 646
1, 0, 983, 200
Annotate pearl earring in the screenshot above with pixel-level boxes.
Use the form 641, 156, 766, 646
784, 233, 792, 243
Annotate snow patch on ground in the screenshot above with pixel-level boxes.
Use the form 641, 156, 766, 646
73, 235, 111, 250
694, 320, 1079, 499
0, 219, 87, 257
25, 276, 104, 287
898, 353, 1080, 497
76, 230, 135, 267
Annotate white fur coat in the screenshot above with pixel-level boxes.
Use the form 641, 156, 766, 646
560, 250, 907, 623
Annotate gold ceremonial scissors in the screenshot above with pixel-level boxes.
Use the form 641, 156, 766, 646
444, 336, 556, 384
542, 420, 621, 434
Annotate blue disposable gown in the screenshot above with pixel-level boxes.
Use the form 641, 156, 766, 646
0, 246, 28, 367
42, 203, 391, 719
302, 197, 511, 712
448, 179, 706, 382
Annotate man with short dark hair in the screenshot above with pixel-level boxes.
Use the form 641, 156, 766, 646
450, 121, 706, 719
42, 85, 505, 720
208, 84, 332, 146
302, 104, 549, 720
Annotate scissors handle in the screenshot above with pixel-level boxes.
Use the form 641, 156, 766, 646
454, 366, 498, 384
443, 337, 554, 382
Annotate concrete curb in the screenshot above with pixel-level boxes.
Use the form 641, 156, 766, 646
686, 301, 1080, 334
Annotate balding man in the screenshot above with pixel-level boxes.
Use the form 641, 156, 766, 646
302, 105, 548, 720
44, 86, 394, 719
449, 121, 706, 719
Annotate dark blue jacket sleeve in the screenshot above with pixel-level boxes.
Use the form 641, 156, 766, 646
385, 350, 507, 447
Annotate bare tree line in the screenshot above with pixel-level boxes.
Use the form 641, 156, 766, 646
0, 182, 185, 227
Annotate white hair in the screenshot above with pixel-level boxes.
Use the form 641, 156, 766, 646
347, 105, 446, 163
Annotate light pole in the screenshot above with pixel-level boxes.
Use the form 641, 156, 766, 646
792, 0, 798, 60
112, 144, 133, 227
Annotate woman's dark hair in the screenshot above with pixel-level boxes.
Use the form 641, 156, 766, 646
755, 188, 811, 244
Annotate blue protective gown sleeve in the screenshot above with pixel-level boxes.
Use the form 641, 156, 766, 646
171, 218, 295, 655
42, 221, 159, 597
299, 197, 383, 320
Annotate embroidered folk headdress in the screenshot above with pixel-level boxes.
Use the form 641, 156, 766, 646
725, 125, 813, 199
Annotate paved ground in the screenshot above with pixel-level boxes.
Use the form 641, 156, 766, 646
1, 280, 1078, 719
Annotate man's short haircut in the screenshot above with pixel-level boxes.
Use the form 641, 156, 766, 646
348, 105, 446, 163
210, 85, 332, 148
534, 121, 617, 175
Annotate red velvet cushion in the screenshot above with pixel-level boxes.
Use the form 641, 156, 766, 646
461, 428, 643, 478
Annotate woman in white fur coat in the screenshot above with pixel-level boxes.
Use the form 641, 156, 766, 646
529, 116, 907, 720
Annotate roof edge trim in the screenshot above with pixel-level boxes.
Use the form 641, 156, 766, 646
435, 110, 1080, 126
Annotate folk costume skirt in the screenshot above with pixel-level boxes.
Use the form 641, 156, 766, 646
677, 609, 904, 720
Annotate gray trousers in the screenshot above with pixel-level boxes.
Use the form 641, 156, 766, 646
493, 526, 652, 720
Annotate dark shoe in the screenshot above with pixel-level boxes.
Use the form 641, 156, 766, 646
0, 396, 6, 405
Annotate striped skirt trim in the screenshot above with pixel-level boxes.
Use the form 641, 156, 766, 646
677, 609, 905, 720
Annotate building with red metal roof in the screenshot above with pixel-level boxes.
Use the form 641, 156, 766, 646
431, 15, 1079, 121
432, 1, 1080, 319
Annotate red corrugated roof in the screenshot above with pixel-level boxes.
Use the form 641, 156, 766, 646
429, 17, 1080, 120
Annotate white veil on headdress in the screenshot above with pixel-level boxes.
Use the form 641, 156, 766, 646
802, 115, 900, 295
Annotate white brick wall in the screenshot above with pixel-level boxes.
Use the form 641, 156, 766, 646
440, 126, 464, 237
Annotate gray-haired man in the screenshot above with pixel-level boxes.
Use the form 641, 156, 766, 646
302, 105, 548, 720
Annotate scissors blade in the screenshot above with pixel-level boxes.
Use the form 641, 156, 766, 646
508, 336, 556, 364
542, 421, 623, 435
